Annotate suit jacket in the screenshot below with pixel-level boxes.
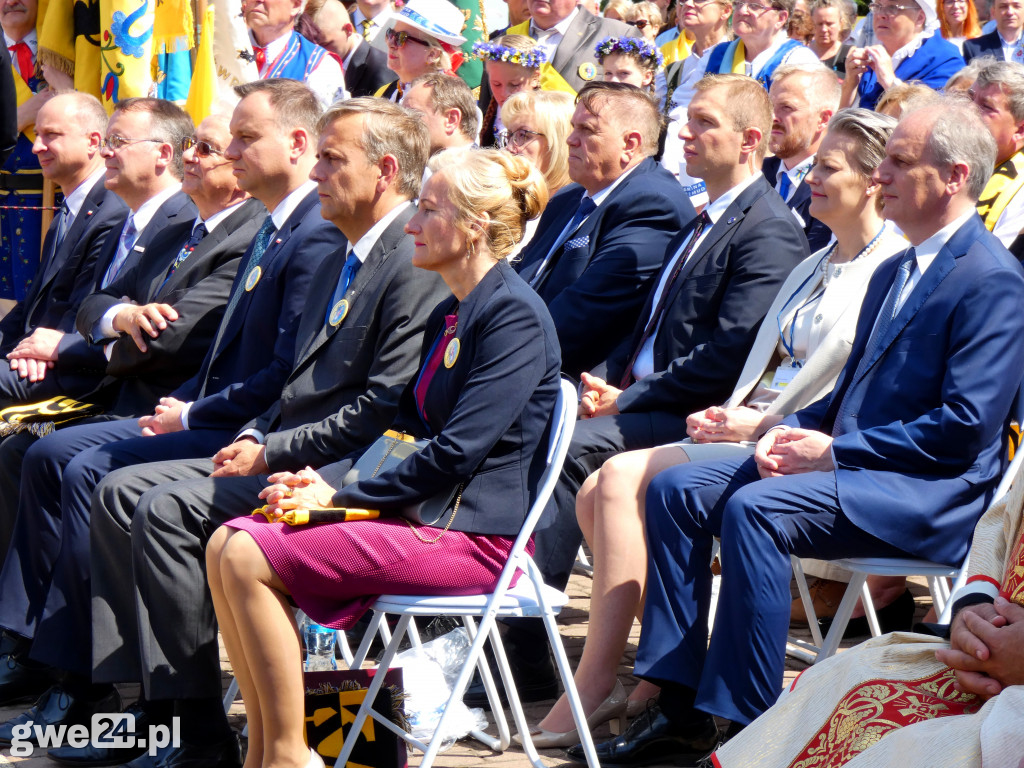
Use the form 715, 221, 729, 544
0, 46, 16, 167
248, 204, 451, 470
962, 30, 1006, 63
0, 177, 127, 354
785, 215, 1024, 566
515, 158, 697, 378
762, 156, 832, 253
331, 259, 562, 536
344, 40, 393, 98
175, 189, 341, 432
609, 174, 809, 416
60, 198, 268, 416
858, 33, 964, 110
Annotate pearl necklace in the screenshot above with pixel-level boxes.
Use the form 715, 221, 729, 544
822, 223, 888, 288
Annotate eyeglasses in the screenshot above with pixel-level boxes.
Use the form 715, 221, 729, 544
102, 135, 162, 151
498, 128, 544, 149
627, 18, 651, 28
732, 0, 782, 12
682, 0, 726, 7
181, 136, 226, 158
385, 27, 433, 48
868, 2, 920, 15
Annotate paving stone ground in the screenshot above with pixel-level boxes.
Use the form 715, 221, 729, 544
0, 569, 936, 768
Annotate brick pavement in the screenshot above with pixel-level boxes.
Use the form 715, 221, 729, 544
0, 571, 935, 768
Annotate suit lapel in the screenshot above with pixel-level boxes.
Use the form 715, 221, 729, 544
515, 186, 584, 280
551, 10, 593, 76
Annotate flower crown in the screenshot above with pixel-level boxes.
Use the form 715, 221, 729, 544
472, 41, 547, 68
595, 37, 664, 68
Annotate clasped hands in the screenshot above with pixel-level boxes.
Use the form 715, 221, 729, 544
753, 426, 835, 478
935, 596, 1024, 699
112, 301, 178, 353
257, 467, 337, 520
578, 372, 621, 418
7, 327, 64, 381
845, 45, 898, 90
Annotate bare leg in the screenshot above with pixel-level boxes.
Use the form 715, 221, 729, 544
852, 576, 909, 619
207, 528, 308, 768
537, 445, 688, 733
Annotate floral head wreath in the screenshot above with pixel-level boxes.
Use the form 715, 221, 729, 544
472, 41, 548, 68
594, 37, 664, 68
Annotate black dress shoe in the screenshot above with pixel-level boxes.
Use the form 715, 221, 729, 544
565, 703, 719, 767
0, 652, 56, 707
120, 734, 241, 768
819, 588, 916, 639
47, 703, 152, 766
0, 686, 122, 746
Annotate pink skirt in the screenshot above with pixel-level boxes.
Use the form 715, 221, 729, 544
224, 514, 520, 629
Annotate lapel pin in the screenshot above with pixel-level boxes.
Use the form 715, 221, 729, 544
727, 216, 737, 224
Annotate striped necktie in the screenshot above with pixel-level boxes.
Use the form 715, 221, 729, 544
103, 215, 138, 288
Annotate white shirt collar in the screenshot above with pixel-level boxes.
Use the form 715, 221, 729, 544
585, 163, 641, 208
4, 28, 36, 51
132, 184, 182, 235
891, 31, 930, 71
250, 28, 292, 71
531, 7, 579, 38
202, 199, 249, 234
998, 28, 1023, 46
270, 180, 316, 230
908, 209, 975, 269
343, 34, 363, 70
64, 168, 107, 219
349, 200, 411, 262
705, 172, 762, 225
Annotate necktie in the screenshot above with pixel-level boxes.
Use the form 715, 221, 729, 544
222, 216, 275, 322
778, 171, 792, 202
254, 46, 267, 73
103, 215, 138, 288
42, 202, 70, 271
529, 196, 597, 289
619, 211, 712, 389
360, 19, 374, 40
161, 222, 207, 290
833, 248, 916, 435
7, 42, 31, 84
324, 251, 362, 325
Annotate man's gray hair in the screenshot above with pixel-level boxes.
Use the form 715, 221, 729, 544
909, 98, 997, 202
975, 59, 1024, 124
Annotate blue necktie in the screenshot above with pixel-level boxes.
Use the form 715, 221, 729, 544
160, 222, 207, 290
529, 196, 597, 288
833, 248, 916, 435
778, 172, 792, 202
222, 215, 275, 321
45, 202, 70, 269
325, 251, 361, 325
103, 215, 138, 288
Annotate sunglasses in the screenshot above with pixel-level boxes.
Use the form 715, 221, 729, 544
181, 136, 226, 158
627, 18, 651, 28
385, 27, 433, 48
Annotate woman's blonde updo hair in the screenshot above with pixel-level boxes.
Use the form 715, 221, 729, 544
428, 149, 550, 261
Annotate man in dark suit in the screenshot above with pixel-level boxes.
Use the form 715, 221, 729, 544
66, 98, 444, 768
0, 46, 16, 167
304, 0, 392, 97
0, 81, 337, 760
515, 82, 696, 379
582, 99, 1024, 767
763, 64, 838, 253
0, 93, 127, 361
963, 0, 1024, 61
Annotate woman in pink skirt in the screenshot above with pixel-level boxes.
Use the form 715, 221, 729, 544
205, 148, 559, 768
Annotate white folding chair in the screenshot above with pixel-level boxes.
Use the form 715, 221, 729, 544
335, 379, 602, 768
788, 444, 1024, 664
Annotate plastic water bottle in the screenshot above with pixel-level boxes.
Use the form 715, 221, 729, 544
304, 622, 338, 671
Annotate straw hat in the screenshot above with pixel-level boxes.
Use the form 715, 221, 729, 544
388, 0, 468, 46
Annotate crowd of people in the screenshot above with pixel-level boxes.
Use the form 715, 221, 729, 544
2, 0, 1024, 765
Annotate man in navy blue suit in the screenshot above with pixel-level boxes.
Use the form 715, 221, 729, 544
515, 82, 696, 379
963, 0, 1024, 61
576, 98, 1024, 767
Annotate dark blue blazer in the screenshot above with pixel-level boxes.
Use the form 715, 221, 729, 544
761, 156, 831, 253
610, 174, 809, 416
962, 30, 1006, 63
175, 188, 341, 432
785, 215, 1024, 566
515, 158, 696, 378
0, 177, 127, 353
858, 34, 964, 110
331, 259, 562, 536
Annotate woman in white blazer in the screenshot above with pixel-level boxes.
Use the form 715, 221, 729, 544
530, 109, 908, 746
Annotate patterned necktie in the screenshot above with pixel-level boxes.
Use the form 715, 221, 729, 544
360, 19, 374, 40
7, 42, 31, 84
254, 46, 267, 72
529, 196, 597, 289
161, 222, 207, 290
222, 216, 275, 322
619, 211, 712, 389
103, 215, 138, 288
833, 248, 916, 436
324, 251, 362, 326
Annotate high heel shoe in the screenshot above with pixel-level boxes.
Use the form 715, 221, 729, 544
514, 679, 628, 749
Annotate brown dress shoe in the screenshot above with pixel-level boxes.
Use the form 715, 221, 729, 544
790, 578, 848, 625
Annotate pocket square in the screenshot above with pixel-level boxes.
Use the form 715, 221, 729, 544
565, 235, 590, 250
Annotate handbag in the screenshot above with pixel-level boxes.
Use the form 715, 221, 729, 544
343, 430, 463, 532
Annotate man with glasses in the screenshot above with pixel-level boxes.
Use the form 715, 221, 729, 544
842, 0, 963, 109
963, 0, 1024, 61
244, 0, 346, 106
402, 73, 479, 155
703, 0, 819, 89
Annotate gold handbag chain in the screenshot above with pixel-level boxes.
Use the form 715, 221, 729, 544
378, 434, 463, 544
